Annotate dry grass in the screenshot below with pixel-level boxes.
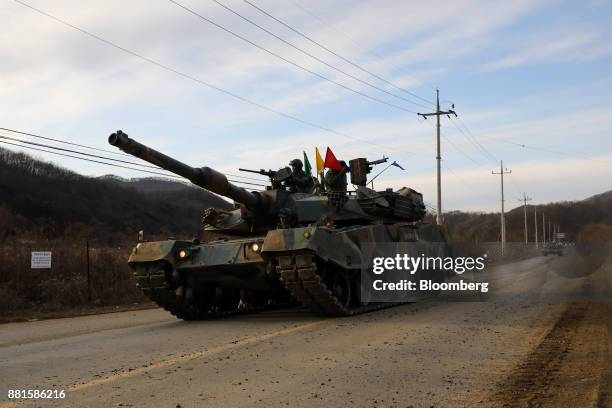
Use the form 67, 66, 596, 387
0, 241, 144, 314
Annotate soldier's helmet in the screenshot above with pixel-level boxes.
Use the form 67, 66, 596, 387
289, 159, 303, 170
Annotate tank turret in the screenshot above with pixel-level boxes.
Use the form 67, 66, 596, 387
108, 130, 270, 212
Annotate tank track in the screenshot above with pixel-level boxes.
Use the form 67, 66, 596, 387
277, 252, 398, 316
134, 254, 398, 319
133, 262, 282, 320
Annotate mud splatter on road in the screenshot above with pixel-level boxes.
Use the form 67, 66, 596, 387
489, 302, 611, 408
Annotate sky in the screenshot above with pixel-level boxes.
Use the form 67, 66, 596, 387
1, 0, 611, 212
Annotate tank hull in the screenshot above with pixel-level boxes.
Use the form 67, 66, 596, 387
126, 223, 449, 319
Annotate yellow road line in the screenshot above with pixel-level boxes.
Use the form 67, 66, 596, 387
0, 320, 325, 408
0, 318, 174, 348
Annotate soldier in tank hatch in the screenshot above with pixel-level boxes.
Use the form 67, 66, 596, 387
324, 160, 350, 193
287, 158, 314, 193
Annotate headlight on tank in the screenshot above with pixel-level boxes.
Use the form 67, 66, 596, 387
177, 249, 190, 259
249, 242, 261, 253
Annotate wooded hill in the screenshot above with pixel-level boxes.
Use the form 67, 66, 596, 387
0, 147, 609, 244
441, 191, 612, 242
0, 148, 230, 243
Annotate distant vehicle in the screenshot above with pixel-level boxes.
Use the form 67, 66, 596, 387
543, 242, 564, 256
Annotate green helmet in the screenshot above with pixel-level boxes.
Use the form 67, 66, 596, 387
289, 159, 303, 170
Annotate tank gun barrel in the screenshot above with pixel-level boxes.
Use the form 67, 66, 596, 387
108, 130, 267, 211
239, 168, 276, 178
368, 156, 388, 166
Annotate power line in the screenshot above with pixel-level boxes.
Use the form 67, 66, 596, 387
424, 110, 518, 209
459, 121, 612, 205
223, 172, 267, 182
508, 175, 525, 198
0, 126, 130, 158
0, 133, 169, 170
0, 139, 183, 178
423, 200, 438, 213
420, 120, 492, 198
422, 122, 498, 203
447, 118, 497, 164
288, 0, 435, 106
12, 0, 423, 158
441, 134, 485, 168
495, 137, 612, 166
443, 122, 526, 197
449, 113, 612, 202
440, 162, 481, 196
213, 0, 430, 109
450, 115, 612, 167
454, 117, 497, 162
0, 126, 269, 183
237, 0, 432, 109
0, 137, 267, 188
169, 0, 417, 114
441, 115, 524, 199
438, 122, 500, 172
435, 111, 496, 163
444, 118, 527, 198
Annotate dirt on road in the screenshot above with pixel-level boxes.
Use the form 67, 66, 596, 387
488, 302, 611, 408
0, 256, 609, 408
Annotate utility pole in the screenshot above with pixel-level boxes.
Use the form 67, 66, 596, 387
542, 213, 546, 244
417, 89, 457, 225
534, 206, 539, 249
492, 161, 512, 256
519, 193, 532, 244
86, 239, 91, 304
549, 220, 552, 243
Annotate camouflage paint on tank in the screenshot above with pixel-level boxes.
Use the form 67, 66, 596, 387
175, 238, 266, 269
108, 131, 446, 319
129, 238, 267, 268
262, 223, 434, 270
129, 240, 178, 264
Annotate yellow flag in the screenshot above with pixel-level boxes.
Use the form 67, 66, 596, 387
315, 147, 325, 175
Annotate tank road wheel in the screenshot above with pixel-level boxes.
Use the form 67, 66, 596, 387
354, 275, 369, 307
331, 272, 352, 308
172, 276, 215, 320
214, 287, 242, 312
134, 262, 288, 320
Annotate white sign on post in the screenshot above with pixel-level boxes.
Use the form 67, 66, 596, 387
31, 251, 52, 269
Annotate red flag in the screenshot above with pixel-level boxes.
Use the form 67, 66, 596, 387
324, 147, 343, 171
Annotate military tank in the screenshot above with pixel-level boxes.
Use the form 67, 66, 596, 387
108, 130, 449, 319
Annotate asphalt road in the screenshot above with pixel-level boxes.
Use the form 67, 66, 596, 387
1, 255, 610, 408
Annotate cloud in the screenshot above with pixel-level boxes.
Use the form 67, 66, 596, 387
473, 107, 612, 155
481, 33, 601, 71
382, 153, 612, 212
1, 0, 611, 213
